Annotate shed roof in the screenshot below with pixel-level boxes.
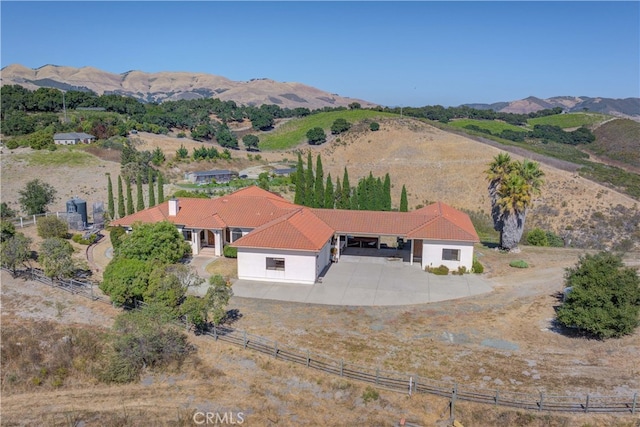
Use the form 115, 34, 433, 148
53, 132, 95, 139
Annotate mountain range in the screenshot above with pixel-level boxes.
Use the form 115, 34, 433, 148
1, 64, 638, 119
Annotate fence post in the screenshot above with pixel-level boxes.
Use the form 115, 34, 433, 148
409, 376, 413, 396
213, 324, 218, 340
495, 390, 499, 406
450, 384, 458, 420
20, 217, 23, 228
273, 342, 278, 359
632, 393, 637, 414
243, 331, 247, 349
306, 350, 310, 368
376, 369, 380, 385
584, 394, 589, 413
340, 359, 344, 377
539, 392, 544, 411
414, 375, 418, 393
33, 215, 36, 224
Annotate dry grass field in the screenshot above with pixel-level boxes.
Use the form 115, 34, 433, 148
2, 117, 639, 426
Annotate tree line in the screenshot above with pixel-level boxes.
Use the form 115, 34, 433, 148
293, 153, 408, 212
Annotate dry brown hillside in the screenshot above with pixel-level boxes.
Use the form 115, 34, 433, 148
1, 117, 638, 250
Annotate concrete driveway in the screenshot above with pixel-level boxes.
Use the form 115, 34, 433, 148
226, 255, 493, 307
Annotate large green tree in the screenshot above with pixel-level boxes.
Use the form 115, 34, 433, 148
157, 173, 165, 204
148, 169, 156, 207
100, 258, 151, 306
115, 221, 191, 264
18, 179, 56, 215
39, 237, 75, 280
324, 174, 334, 209
485, 154, 544, 250
306, 127, 326, 145
556, 252, 640, 339
1, 233, 32, 276
206, 274, 234, 325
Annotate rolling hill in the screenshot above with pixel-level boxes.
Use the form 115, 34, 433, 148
0, 64, 376, 110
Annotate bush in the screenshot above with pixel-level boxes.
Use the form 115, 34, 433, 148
110, 226, 127, 251
71, 233, 97, 245
362, 386, 379, 403
525, 228, 548, 246
472, 258, 484, 274
36, 216, 68, 239
369, 122, 380, 131
546, 231, 565, 247
509, 260, 529, 268
556, 252, 640, 338
427, 265, 449, 275
223, 245, 237, 258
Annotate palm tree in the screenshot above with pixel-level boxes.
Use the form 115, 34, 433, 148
485, 153, 514, 234
485, 154, 544, 250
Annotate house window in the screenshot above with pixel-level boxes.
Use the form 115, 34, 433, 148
266, 257, 285, 271
442, 248, 460, 261
183, 230, 192, 241
231, 228, 243, 242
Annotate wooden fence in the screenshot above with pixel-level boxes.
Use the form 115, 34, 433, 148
2, 266, 638, 415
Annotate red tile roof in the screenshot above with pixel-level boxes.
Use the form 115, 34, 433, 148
111, 186, 479, 250
232, 208, 335, 251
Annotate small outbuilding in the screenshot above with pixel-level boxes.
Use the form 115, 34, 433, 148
185, 170, 237, 184
53, 132, 96, 145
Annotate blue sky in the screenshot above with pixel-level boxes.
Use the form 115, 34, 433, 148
1, 1, 638, 107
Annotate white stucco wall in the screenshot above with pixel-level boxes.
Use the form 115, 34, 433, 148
237, 241, 332, 285
421, 240, 475, 272
54, 139, 78, 145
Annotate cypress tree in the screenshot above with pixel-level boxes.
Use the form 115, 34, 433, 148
341, 167, 351, 209
314, 155, 324, 208
117, 175, 125, 219
148, 169, 156, 207
305, 152, 315, 207
350, 185, 359, 210
294, 152, 305, 205
400, 185, 408, 212
157, 173, 164, 203
107, 174, 115, 220
126, 177, 134, 215
334, 177, 342, 210
383, 173, 391, 211
374, 176, 383, 211
136, 174, 145, 212
324, 174, 334, 209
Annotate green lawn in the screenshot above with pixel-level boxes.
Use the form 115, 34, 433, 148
527, 113, 610, 129
13, 147, 99, 167
448, 118, 528, 134
258, 110, 396, 150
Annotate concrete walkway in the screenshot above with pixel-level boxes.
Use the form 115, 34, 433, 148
190, 254, 494, 307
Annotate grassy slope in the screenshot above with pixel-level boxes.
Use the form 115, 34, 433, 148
11, 147, 99, 167
449, 118, 528, 134
527, 112, 609, 129
258, 110, 396, 150
589, 118, 640, 168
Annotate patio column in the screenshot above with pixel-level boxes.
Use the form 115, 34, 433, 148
192, 230, 200, 255
214, 230, 222, 256
410, 239, 414, 265
335, 234, 341, 261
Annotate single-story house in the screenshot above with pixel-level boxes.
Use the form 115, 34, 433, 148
185, 170, 237, 184
111, 186, 479, 285
53, 132, 96, 145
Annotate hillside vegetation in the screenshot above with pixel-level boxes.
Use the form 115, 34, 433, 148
589, 118, 640, 169
258, 110, 395, 150
527, 112, 609, 129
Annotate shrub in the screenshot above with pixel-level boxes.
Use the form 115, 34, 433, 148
71, 233, 97, 245
509, 260, 529, 268
362, 386, 380, 403
455, 266, 467, 275
36, 216, 68, 239
369, 122, 380, 131
525, 228, 548, 246
223, 245, 237, 258
472, 258, 484, 274
556, 252, 640, 338
546, 231, 565, 247
427, 265, 449, 275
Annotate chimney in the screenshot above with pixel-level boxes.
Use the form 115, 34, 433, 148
168, 198, 179, 216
